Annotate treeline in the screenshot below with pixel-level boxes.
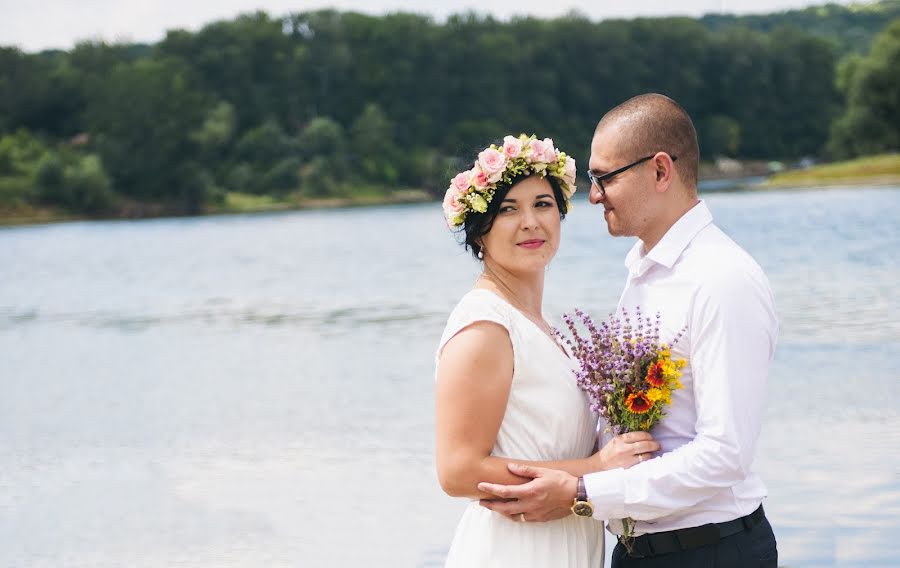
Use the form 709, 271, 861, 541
1, 1, 899, 218
701, 0, 900, 55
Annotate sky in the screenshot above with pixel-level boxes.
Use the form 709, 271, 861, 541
1, 0, 861, 52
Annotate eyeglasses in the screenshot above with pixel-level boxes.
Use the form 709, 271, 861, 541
587, 154, 678, 197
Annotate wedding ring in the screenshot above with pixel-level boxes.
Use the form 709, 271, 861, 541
520, 513, 527, 522
637, 453, 644, 463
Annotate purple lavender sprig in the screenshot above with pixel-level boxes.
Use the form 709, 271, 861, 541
558, 306, 687, 433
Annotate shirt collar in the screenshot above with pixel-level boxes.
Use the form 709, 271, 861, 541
625, 200, 713, 275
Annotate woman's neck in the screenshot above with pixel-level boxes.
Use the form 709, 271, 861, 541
477, 265, 545, 321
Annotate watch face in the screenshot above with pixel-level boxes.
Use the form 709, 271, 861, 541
572, 501, 594, 517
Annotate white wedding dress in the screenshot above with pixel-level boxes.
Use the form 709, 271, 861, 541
436, 289, 604, 567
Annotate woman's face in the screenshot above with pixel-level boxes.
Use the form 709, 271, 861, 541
480, 176, 562, 274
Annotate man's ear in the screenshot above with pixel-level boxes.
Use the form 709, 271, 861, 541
654, 153, 675, 192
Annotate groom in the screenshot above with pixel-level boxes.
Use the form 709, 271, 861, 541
477, 94, 779, 566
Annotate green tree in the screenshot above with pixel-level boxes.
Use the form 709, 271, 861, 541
767, 27, 840, 157
36, 153, 116, 214
230, 119, 298, 193
351, 103, 397, 185
191, 101, 236, 151
0, 130, 45, 209
699, 115, 741, 157
234, 119, 295, 165
191, 101, 236, 189
0, 48, 82, 137
85, 56, 217, 209
828, 18, 900, 157
298, 116, 347, 196
300, 116, 346, 159
157, 12, 299, 131
701, 0, 900, 56
299, 155, 338, 197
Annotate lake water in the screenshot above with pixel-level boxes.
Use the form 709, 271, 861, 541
1, 186, 898, 567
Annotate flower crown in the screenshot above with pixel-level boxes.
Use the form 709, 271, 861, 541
442, 134, 577, 228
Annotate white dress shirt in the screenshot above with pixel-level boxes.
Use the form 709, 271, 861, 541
584, 200, 778, 536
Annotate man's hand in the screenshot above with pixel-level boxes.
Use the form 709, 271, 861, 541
477, 463, 578, 522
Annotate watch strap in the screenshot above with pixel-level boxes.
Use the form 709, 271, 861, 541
576, 476, 587, 501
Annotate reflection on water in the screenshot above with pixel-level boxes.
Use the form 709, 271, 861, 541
1, 187, 898, 567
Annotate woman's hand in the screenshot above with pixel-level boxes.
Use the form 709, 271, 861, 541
586, 431, 660, 472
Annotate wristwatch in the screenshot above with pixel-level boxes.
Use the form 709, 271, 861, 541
571, 476, 594, 517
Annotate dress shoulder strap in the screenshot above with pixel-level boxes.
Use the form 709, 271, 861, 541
436, 289, 516, 360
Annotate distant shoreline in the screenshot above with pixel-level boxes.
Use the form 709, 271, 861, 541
0, 190, 433, 227
3, 163, 899, 227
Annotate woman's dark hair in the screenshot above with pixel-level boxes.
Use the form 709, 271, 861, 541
462, 174, 568, 260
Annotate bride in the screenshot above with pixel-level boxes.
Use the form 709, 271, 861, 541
435, 135, 658, 567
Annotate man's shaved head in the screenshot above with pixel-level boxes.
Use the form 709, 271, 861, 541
595, 94, 699, 189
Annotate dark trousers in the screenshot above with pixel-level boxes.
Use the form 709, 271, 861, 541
611, 516, 778, 568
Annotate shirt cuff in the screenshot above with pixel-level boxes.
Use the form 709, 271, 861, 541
583, 468, 628, 521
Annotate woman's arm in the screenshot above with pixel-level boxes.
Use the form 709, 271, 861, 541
435, 321, 657, 499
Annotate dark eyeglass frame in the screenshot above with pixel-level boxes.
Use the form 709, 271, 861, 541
587, 154, 678, 197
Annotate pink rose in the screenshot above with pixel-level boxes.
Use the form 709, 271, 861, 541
451, 170, 471, 194
478, 147, 507, 183
527, 138, 554, 164
443, 186, 465, 224
502, 136, 523, 159
529, 137, 558, 164
471, 164, 490, 190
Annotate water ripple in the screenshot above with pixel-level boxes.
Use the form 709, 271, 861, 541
0, 303, 446, 333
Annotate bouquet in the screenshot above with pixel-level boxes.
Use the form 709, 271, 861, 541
556, 306, 687, 549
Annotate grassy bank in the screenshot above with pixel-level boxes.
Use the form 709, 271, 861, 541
0, 204, 79, 226
765, 154, 900, 187
212, 188, 433, 214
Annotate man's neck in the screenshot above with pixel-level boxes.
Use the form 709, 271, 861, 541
640, 198, 701, 253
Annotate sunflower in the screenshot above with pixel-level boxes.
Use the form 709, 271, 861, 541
645, 361, 666, 387
625, 391, 652, 414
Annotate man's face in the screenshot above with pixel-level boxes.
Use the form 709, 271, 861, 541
588, 124, 655, 239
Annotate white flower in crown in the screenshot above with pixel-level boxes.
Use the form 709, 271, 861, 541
442, 134, 577, 229
562, 156, 577, 197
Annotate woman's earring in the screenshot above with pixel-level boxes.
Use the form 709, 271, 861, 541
477, 249, 484, 260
